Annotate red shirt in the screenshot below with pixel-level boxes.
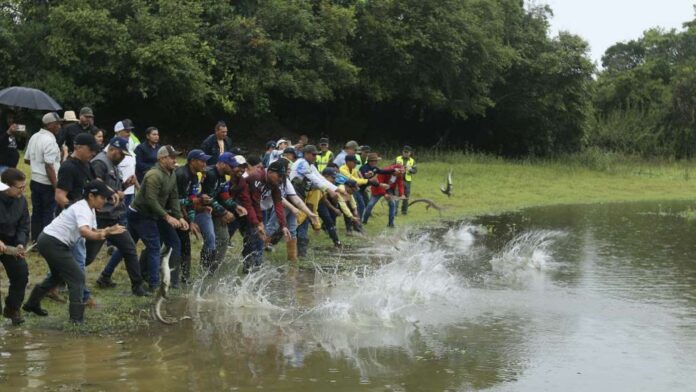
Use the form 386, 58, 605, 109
245, 168, 286, 228
370, 164, 405, 197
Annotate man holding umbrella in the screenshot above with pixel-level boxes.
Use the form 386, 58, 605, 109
24, 112, 62, 242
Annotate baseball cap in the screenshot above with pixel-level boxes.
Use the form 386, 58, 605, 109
283, 147, 296, 156
403, 145, 413, 152
359, 145, 371, 153
345, 155, 357, 163
79, 107, 94, 117
267, 160, 287, 174
42, 112, 62, 125
218, 152, 239, 168
83, 180, 114, 199
344, 140, 359, 149
235, 155, 248, 166
187, 149, 212, 162
276, 138, 289, 148
266, 140, 277, 148
74, 132, 99, 152
157, 145, 182, 159
108, 137, 131, 156
319, 137, 329, 145
303, 145, 318, 154
321, 167, 338, 177
114, 119, 135, 133
0, 182, 7, 192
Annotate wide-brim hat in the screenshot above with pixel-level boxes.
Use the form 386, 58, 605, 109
63, 110, 78, 122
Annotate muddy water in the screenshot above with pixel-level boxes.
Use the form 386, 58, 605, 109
2, 201, 696, 391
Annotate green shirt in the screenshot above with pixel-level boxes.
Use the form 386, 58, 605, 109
131, 163, 182, 219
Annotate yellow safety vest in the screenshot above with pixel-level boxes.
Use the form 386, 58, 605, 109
396, 156, 415, 182
316, 150, 333, 172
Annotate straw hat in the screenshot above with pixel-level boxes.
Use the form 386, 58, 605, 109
63, 110, 78, 123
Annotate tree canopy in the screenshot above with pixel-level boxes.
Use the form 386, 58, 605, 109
1, 0, 600, 156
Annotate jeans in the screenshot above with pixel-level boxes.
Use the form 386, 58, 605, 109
266, 208, 298, 239
362, 194, 397, 227
106, 209, 180, 287
72, 238, 90, 301
354, 191, 366, 219
212, 217, 232, 271
36, 233, 85, 305
30, 181, 56, 242
89, 218, 143, 287
0, 253, 28, 310
194, 212, 216, 252
396, 181, 411, 213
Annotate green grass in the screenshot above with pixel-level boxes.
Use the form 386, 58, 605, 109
8, 150, 696, 334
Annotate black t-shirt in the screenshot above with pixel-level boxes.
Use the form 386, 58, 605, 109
63, 123, 97, 153
57, 157, 95, 204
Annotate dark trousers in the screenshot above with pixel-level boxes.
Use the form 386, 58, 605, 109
317, 203, 340, 244
240, 219, 263, 269
36, 233, 84, 305
177, 229, 191, 282
397, 181, 411, 213
30, 181, 56, 242
88, 217, 143, 287
1, 254, 28, 309
106, 209, 180, 287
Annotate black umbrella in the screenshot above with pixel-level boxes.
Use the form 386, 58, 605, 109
0, 86, 62, 111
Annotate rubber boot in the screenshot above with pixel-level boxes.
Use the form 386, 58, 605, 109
3, 306, 25, 325
297, 238, 309, 258
69, 302, 85, 323
286, 239, 298, 262
22, 285, 49, 316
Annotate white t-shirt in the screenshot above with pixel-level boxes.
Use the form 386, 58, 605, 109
43, 199, 97, 247
261, 178, 296, 211
118, 155, 136, 195
25, 129, 61, 185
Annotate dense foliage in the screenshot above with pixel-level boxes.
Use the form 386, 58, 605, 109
592, 15, 696, 158
0, 0, 610, 156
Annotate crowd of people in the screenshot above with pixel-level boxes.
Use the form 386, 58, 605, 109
0, 107, 417, 324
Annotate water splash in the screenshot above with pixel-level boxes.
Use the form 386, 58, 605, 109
489, 230, 565, 281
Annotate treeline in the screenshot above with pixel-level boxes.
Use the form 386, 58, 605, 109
0, 1, 691, 157
591, 16, 696, 158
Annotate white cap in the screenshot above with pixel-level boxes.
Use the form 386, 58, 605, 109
235, 155, 247, 165
42, 112, 62, 125
0, 182, 8, 192
114, 121, 125, 133
276, 139, 288, 148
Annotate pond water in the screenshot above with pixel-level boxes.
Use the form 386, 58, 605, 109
2, 201, 696, 391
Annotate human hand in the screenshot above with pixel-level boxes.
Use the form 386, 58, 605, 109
222, 211, 235, 224
282, 227, 292, 241
190, 222, 201, 240
15, 244, 25, 258
179, 218, 189, 231
105, 224, 127, 236
235, 205, 247, 217
380, 183, 389, 190
0, 240, 6, 254
165, 215, 181, 228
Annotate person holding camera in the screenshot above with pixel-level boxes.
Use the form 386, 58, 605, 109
0, 109, 21, 174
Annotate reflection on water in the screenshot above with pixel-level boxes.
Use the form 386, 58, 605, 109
2, 201, 696, 391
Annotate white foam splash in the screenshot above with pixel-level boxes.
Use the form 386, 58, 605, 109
489, 230, 565, 281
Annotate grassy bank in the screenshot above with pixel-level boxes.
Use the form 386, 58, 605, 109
8, 151, 696, 333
